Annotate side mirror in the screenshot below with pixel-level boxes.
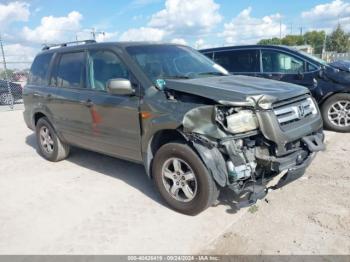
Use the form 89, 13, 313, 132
107, 78, 135, 96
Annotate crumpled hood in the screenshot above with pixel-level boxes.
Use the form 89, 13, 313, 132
328, 60, 350, 72
164, 75, 309, 103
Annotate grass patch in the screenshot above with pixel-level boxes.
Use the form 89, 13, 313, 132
248, 205, 258, 214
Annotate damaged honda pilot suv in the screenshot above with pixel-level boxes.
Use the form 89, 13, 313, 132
23, 41, 325, 215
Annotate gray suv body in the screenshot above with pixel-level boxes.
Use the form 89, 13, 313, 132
23, 41, 325, 215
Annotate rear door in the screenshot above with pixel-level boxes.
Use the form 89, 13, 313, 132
77, 49, 142, 162
213, 49, 260, 76
49, 51, 89, 144
260, 49, 315, 88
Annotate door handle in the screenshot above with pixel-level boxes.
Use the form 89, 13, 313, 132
81, 99, 93, 107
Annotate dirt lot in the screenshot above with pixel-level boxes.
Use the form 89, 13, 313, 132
0, 109, 349, 254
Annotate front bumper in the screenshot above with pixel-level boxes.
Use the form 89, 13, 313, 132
256, 132, 325, 173
236, 132, 325, 208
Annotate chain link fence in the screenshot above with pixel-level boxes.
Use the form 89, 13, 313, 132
0, 36, 32, 110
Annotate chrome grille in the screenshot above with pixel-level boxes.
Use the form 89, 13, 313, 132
273, 95, 317, 126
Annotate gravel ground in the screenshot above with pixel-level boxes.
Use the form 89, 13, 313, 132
0, 109, 349, 254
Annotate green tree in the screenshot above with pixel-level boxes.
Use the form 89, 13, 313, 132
326, 24, 350, 53
304, 30, 326, 54
281, 35, 304, 46
258, 37, 281, 45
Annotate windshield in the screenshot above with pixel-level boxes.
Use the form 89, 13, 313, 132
126, 45, 228, 83
298, 50, 328, 66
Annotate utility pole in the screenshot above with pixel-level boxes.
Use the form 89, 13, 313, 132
91, 28, 105, 41
322, 33, 327, 59
280, 19, 282, 44
290, 23, 293, 35
0, 33, 14, 109
299, 27, 303, 36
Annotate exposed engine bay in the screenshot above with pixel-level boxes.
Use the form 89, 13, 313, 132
180, 96, 325, 207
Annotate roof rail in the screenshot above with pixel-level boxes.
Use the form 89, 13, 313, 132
42, 40, 96, 51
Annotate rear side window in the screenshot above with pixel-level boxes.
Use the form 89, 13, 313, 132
51, 52, 85, 88
29, 53, 53, 85
213, 50, 260, 73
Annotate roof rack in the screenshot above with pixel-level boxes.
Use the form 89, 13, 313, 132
42, 40, 96, 51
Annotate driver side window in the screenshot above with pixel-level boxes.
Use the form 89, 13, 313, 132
262, 50, 304, 74
87, 50, 129, 91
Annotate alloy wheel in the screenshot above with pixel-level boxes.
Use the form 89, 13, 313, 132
39, 126, 54, 154
161, 157, 198, 203
327, 100, 350, 127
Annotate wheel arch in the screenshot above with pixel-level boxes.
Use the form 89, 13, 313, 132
144, 128, 189, 178
319, 91, 350, 107
33, 112, 47, 126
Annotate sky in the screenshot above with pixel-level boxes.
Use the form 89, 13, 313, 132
0, 0, 350, 68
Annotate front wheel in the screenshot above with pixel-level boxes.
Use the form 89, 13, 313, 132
321, 93, 350, 132
152, 142, 219, 215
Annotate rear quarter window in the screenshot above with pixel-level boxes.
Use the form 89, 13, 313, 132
29, 53, 53, 85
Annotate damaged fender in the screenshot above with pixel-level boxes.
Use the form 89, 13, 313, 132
182, 105, 229, 187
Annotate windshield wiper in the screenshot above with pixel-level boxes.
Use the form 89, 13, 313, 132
161, 75, 190, 79
196, 72, 228, 76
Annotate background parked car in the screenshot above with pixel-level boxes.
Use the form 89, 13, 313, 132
0, 79, 22, 105
200, 45, 350, 132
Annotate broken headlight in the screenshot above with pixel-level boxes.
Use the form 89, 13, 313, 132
226, 110, 259, 134
216, 107, 259, 134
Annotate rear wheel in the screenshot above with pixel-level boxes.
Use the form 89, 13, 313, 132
152, 142, 219, 215
35, 117, 70, 161
322, 93, 350, 132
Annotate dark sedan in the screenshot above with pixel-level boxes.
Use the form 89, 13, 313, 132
200, 45, 350, 132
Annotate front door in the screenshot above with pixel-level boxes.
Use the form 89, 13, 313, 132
78, 49, 142, 162
260, 49, 315, 89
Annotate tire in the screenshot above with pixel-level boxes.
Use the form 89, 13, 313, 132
321, 93, 350, 132
152, 142, 219, 215
35, 117, 70, 162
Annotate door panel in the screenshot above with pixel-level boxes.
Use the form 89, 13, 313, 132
78, 90, 141, 161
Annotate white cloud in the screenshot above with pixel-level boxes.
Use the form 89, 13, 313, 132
22, 11, 83, 44
0, 1, 30, 28
220, 7, 286, 45
171, 38, 187, 45
301, 0, 350, 31
119, 27, 165, 41
148, 0, 222, 35
3, 44, 36, 69
119, 0, 222, 44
